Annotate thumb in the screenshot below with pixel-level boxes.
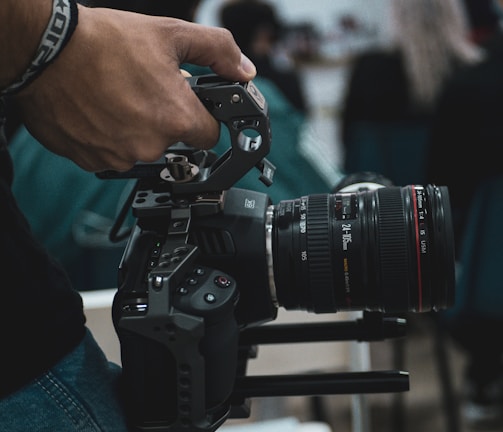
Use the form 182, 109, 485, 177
178, 24, 256, 82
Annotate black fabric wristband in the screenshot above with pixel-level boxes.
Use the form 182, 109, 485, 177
0, 0, 79, 97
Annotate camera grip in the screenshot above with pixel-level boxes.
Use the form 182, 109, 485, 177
173, 267, 240, 410
114, 259, 240, 431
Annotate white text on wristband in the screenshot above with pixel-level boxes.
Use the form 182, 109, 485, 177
1, 0, 78, 96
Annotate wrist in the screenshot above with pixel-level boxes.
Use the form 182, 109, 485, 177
0, 0, 50, 89
0, 0, 79, 97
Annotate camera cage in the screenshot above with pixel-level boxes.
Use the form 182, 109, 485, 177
98, 75, 412, 432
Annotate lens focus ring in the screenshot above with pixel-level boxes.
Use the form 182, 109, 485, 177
377, 187, 410, 311
306, 194, 335, 312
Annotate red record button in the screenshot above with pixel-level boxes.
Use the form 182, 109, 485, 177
214, 275, 232, 288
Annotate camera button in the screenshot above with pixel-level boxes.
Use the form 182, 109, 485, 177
214, 275, 232, 288
204, 293, 217, 303
177, 286, 189, 296
187, 277, 198, 286
194, 267, 205, 276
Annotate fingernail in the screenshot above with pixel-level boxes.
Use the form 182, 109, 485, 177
240, 53, 257, 77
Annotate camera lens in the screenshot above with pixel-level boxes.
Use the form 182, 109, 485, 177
270, 185, 455, 314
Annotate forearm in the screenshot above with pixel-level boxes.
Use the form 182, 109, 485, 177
0, 0, 51, 89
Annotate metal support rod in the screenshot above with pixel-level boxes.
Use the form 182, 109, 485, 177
232, 370, 409, 400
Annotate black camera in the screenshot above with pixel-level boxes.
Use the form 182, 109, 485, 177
98, 75, 455, 431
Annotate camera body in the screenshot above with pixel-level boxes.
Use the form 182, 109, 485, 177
101, 75, 455, 431
113, 186, 280, 431
107, 75, 278, 431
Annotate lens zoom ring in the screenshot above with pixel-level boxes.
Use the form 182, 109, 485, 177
377, 188, 409, 310
306, 194, 334, 312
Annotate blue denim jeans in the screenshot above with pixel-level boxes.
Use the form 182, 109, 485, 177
0, 328, 129, 431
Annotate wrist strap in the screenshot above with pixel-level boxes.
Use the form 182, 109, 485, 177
1, 0, 78, 97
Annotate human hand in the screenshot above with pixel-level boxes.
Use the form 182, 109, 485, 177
13, 6, 256, 172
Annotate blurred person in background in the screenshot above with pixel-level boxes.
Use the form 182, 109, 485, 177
426, 0, 503, 426
219, 0, 307, 114
216, 0, 331, 202
463, 0, 501, 45
339, 0, 490, 426
339, 0, 482, 186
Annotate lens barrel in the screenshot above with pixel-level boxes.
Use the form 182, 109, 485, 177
271, 185, 455, 314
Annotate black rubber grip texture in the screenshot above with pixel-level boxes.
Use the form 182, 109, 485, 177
377, 187, 410, 311
306, 194, 335, 312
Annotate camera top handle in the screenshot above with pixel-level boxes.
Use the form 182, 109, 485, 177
97, 74, 275, 196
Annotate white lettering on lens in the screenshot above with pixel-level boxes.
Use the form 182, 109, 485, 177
300, 220, 306, 234
342, 223, 352, 251
416, 189, 424, 209
300, 198, 307, 211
